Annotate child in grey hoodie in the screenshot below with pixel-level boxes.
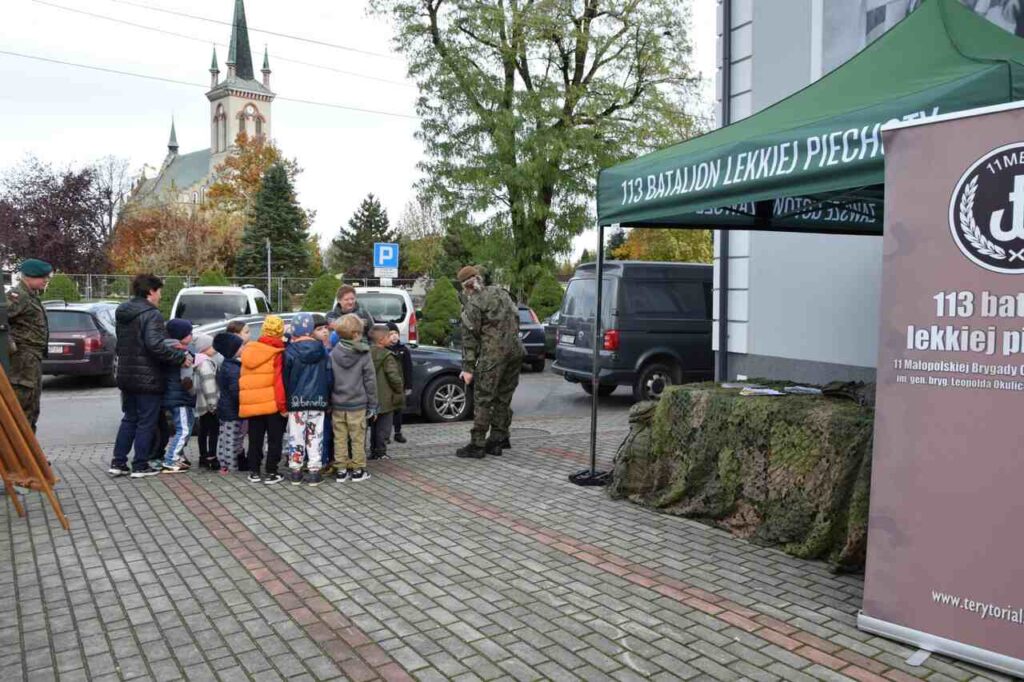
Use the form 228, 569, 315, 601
329, 314, 377, 482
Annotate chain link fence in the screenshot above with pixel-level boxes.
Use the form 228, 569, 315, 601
56, 274, 426, 312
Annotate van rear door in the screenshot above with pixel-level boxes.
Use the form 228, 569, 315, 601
555, 276, 617, 374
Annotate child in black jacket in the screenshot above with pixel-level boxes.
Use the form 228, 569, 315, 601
385, 322, 413, 444
213, 332, 245, 474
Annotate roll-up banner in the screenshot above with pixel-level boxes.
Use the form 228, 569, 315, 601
860, 102, 1024, 677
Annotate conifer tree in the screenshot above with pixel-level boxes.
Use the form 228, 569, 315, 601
235, 163, 311, 279
326, 194, 394, 277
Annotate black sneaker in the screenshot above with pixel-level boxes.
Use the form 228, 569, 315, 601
305, 471, 323, 487
289, 470, 303, 486
108, 462, 130, 477
349, 468, 370, 482
336, 469, 350, 483
130, 467, 161, 479
247, 472, 262, 484
455, 444, 485, 459
263, 473, 283, 485
394, 432, 407, 444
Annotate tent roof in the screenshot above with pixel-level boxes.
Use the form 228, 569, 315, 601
597, 0, 1024, 234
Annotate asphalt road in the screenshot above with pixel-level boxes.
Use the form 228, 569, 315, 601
37, 364, 634, 450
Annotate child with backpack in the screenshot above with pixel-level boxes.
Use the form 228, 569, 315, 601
160, 319, 196, 474
192, 333, 221, 470
284, 313, 332, 486
385, 322, 412, 444
213, 332, 245, 474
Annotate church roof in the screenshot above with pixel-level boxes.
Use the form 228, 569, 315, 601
226, 0, 254, 81
207, 75, 273, 98
135, 149, 212, 203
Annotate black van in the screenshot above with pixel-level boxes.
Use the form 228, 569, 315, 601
552, 261, 713, 401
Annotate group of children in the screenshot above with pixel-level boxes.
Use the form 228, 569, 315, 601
148, 312, 411, 486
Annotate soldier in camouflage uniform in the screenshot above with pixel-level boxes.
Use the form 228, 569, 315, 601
5, 259, 52, 432
455, 265, 524, 459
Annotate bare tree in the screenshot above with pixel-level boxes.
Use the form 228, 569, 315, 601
91, 156, 133, 247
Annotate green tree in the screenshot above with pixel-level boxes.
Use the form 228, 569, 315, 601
433, 223, 478, 281
159, 276, 185, 319
372, 0, 700, 292
419, 277, 461, 346
235, 163, 312, 279
198, 269, 230, 286
42, 273, 81, 302
527, 273, 563, 320
608, 228, 627, 254
578, 249, 593, 265
326, 194, 395, 277
302, 273, 339, 312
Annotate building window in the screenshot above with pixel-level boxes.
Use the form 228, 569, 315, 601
255, 117, 263, 137
192, 192, 198, 204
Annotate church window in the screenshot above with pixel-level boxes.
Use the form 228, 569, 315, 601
255, 117, 263, 138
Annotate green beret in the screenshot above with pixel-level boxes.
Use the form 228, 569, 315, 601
19, 259, 53, 277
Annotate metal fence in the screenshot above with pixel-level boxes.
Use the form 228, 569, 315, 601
56, 274, 426, 312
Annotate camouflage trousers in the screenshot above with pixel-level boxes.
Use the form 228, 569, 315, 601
10, 351, 42, 432
470, 354, 522, 447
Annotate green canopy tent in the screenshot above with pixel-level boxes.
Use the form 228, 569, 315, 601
572, 0, 1024, 485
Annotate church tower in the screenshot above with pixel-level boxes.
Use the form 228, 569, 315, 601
207, 0, 275, 167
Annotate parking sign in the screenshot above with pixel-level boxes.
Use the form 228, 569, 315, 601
373, 243, 399, 269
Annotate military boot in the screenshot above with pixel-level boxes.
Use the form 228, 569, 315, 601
455, 444, 486, 459
483, 439, 504, 456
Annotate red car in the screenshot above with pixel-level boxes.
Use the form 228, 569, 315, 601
42, 302, 119, 383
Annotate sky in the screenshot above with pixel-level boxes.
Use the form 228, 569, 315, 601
0, 0, 718, 262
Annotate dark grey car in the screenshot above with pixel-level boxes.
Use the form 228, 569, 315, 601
551, 261, 713, 401
194, 314, 473, 422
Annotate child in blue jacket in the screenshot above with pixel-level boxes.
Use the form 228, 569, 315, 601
284, 313, 332, 486
213, 332, 245, 474
161, 319, 196, 474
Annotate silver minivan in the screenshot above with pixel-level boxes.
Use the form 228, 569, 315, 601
355, 287, 418, 345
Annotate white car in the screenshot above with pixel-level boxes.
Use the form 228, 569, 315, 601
355, 286, 418, 345
170, 285, 272, 325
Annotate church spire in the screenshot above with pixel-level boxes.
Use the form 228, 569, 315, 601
209, 46, 220, 88
226, 0, 254, 81
261, 46, 271, 88
167, 118, 178, 154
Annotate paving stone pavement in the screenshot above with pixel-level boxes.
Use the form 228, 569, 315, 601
0, 415, 1012, 681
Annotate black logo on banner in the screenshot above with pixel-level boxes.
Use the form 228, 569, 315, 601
950, 142, 1024, 274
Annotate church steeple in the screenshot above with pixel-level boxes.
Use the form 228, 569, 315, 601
261, 46, 271, 88
167, 118, 178, 154
226, 0, 254, 81
209, 46, 220, 89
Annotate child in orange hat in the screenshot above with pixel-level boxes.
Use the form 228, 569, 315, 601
239, 315, 287, 484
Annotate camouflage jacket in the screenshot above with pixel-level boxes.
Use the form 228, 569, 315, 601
460, 285, 524, 372
6, 281, 48, 359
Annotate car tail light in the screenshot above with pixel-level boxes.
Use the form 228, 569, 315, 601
408, 310, 418, 343
603, 329, 620, 351
83, 334, 103, 353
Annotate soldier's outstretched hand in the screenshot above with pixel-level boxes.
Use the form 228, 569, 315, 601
460, 371, 473, 386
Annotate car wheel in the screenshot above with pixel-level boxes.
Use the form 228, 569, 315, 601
632, 362, 681, 402
423, 375, 471, 422
581, 382, 616, 397
103, 355, 119, 387
530, 357, 545, 373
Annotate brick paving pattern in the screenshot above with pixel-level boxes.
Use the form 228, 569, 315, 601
0, 415, 1011, 681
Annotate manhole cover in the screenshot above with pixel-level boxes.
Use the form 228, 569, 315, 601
509, 428, 550, 438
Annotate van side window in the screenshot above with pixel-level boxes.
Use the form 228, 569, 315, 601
621, 280, 706, 319
255, 297, 271, 314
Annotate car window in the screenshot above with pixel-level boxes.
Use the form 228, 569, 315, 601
561, 278, 615, 325
619, 280, 707, 319
358, 293, 406, 322
517, 309, 534, 324
46, 311, 97, 332
255, 297, 271, 313
97, 308, 116, 333
176, 294, 250, 325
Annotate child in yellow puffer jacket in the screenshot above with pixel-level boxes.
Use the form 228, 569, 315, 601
239, 315, 287, 484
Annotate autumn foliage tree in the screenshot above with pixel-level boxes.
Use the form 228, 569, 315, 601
610, 228, 712, 263
206, 132, 301, 214
109, 204, 242, 274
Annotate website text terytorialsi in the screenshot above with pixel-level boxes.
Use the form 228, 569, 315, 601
932, 591, 1024, 626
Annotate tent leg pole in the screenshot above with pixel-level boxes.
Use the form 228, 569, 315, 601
570, 223, 611, 487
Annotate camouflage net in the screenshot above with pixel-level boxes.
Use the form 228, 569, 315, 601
609, 384, 873, 572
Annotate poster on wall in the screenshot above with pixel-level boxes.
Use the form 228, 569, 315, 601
823, 0, 1024, 74
860, 102, 1024, 676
